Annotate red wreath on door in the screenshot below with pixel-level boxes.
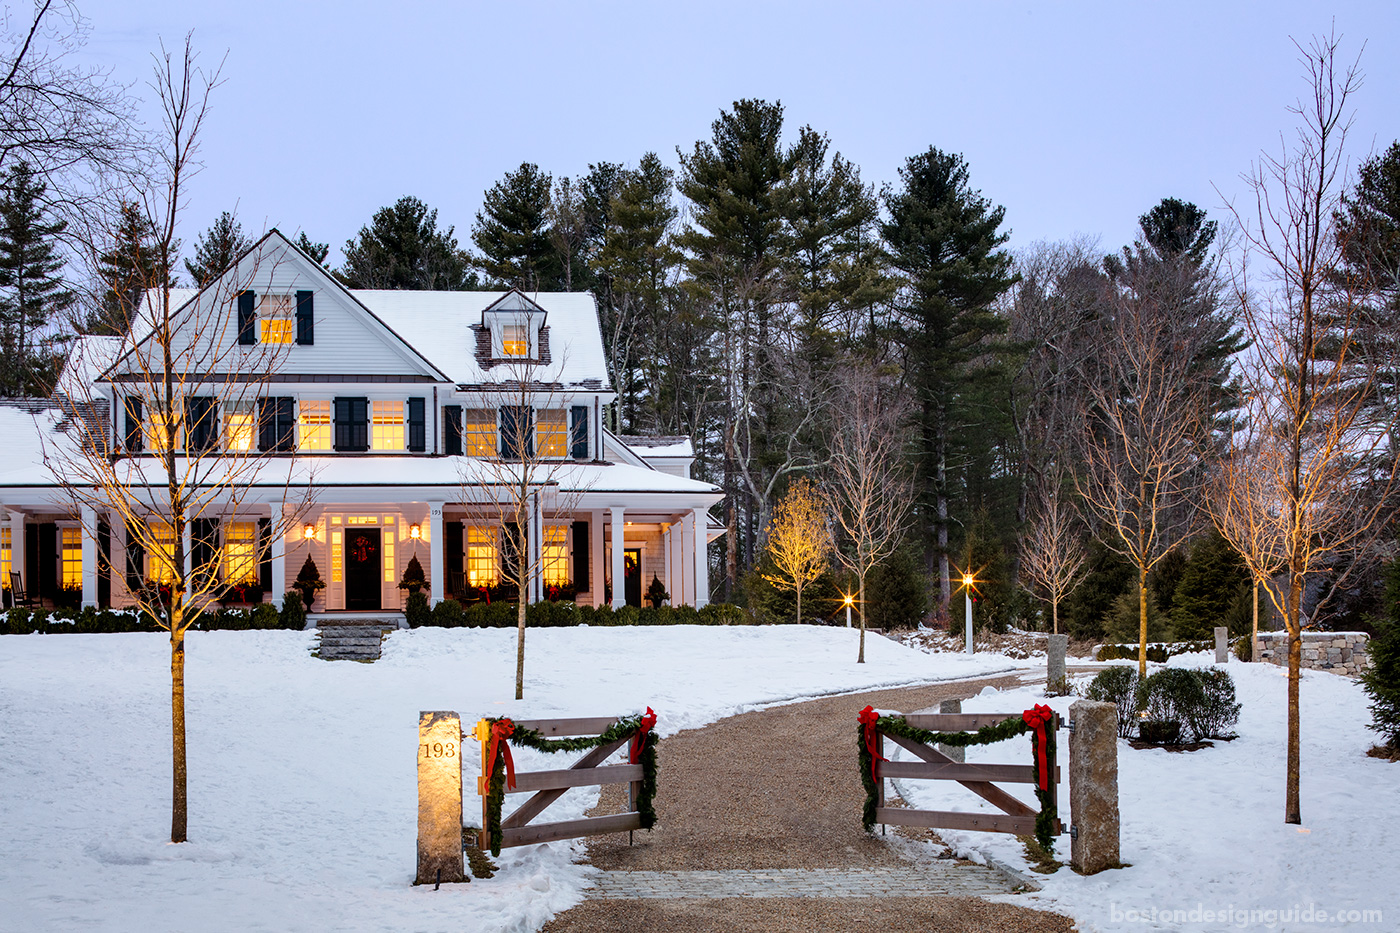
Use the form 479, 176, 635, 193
350, 535, 373, 563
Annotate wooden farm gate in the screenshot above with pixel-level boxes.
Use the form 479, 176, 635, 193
871, 710, 1063, 837
475, 716, 651, 850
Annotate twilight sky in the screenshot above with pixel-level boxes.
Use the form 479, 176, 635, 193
76, 0, 1400, 271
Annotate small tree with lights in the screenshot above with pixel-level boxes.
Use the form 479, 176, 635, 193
759, 477, 831, 625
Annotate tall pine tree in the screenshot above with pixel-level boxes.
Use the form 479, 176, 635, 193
184, 211, 251, 286
90, 200, 169, 336
471, 163, 557, 291
340, 196, 474, 290
881, 146, 1016, 621
0, 161, 73, 395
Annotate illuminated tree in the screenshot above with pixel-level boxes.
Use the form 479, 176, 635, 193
1020, 474, 1087, 635
759, 477, 830, 625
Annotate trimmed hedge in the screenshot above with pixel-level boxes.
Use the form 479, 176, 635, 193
416, 600, 747, 629
1096, 640, 1215, 662
1, 603, 306, 635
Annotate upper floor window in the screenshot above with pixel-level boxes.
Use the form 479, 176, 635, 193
536, 409, 568, 457
371, 400, 404, 451
224, 403, 255, 452
466, 409, 497, 457
502, 324, 528, 356
260, 295, 294, 344
300, 400, 331, 451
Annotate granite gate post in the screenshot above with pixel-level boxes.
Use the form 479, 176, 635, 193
936, 698, 964, 763
1047, 634, 1068, 690
1214, 626, 1229, 664
415, 710, 466, 885
1069, 699, 1120, 874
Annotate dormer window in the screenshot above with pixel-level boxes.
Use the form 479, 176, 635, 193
502, 324, 528, 356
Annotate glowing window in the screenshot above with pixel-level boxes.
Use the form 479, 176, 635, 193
261, 294, 293, 344
535, 409, 568, 458
299, 400, 331, 451
542, 526, 569, 587
330, 530, 343, 583
502, 324, 528, 356
224, 403, 255, 452
144, 406, 181, 453
465, 409, 497, 457
467, 527, 498, 587
224, 521, 258, 584
371, 401, 405, 451
383, 528, 395, 583
1, 527, 10, 589
149, 522, 178, 585
61, 527, 82, 588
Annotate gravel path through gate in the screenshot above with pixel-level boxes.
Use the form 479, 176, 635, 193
539, 671, 1076, 933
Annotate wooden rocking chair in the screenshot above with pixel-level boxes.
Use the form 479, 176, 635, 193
8, 570, 34, 608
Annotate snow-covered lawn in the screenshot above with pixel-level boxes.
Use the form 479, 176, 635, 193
891, 655, 1400, 932
0, 625, 1019, 933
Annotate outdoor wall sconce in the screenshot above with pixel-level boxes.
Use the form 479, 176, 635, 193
409, 524, 422, 539
303, 524, 316, 540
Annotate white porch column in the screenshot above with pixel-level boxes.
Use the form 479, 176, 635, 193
662, 525, 672, 606
528, 493, 542, 603
609, 506, 625, 609
673, 518, 686, 606
680, 511, 695, 607
112, 514, 128, 604
590, 509, 604, 608
80, 506, 98, 608
8, 510, 25, 594
270, 503, 287, 609
692, 508, 709, 609
428, 502, 444, 607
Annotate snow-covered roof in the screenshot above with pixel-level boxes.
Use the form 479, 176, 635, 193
354, 290, 609, 390
619, 435, 694, 458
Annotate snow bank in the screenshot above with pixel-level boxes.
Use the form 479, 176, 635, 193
889, 654, 1399, 931
0, 625, 1021, 933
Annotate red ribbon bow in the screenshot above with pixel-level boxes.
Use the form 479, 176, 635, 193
485, 718, 517, 791
859, 705, 887, 783
630, 707, 657, 764
1022, 704, 1053, 790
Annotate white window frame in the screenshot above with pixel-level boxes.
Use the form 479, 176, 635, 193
489, 311, 542, 359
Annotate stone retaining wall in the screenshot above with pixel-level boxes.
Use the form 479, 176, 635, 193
1257, 631, 1369, 677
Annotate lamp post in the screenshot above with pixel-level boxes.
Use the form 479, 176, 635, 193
963, 572, 975, 655
843, 592, 854, 628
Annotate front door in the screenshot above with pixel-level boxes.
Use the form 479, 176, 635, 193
624, 548, 642, 608
345, 528, 381, 611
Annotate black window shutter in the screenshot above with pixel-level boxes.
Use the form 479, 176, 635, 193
187, 396, 216, 452
570, 406, 589, 460
125, 530, 145, 592
499, 406, 518, 459
572, 520, 589, 591
258, 518, 272, 592
192, 518, 218, 588
295, 290, 314, 345
407, 397, 426, 452
501, 521, 521, 583
124, 397, 143, 453
443, 405, 463, 456
38, 522, 57, 601
257, 398, 276, 452
445, 521, 463, 595
237, 290, 257, 345
334, 397, 369, 451
97, 521, 111, 608
276, 397, 296, 451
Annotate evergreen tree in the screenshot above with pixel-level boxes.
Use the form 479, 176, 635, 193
0, 161, 73, 395
546, 175, 589, 292
1169, 531, 1250, 640
471, 163, 557, 291
881, 146, 1016, 622
1363, 554, 1400, 749
90, 200, 169, 336
184, 211, 251, 286
294, 232, 331, 267
340, 196, 474, 290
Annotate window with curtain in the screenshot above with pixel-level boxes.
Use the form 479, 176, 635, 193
260, 294, 294, 344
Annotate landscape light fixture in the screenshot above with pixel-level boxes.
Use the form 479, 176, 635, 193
842, 592, 855, 628
960, 570, 978, 655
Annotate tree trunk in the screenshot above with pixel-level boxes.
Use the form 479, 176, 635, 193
1285, 572, 1302, 824
516, 583, 527, 700
796, 582, 802, 627
1052, 597, 1058, 636
857, 573, 866, 663
1138, 562, 1148, 679
170, 625, 187, 843
936, 404, 950, 625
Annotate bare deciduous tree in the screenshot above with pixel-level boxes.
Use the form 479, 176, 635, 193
42, 38, 312, 843
1020, 473, 1087, 635
827, 363, 913, 663
1216, 32, 1398, 825
759, 476, 830, 625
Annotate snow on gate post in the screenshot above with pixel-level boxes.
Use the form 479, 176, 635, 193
415, 711, 466, 885
1068, 699, 1120, 874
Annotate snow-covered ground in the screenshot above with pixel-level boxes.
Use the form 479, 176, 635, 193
890, 654, 1400, 932
0, 624, 1020, 933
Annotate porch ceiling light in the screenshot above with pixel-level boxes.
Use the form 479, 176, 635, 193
409, 523, 422, 539
303, 524, 316, 540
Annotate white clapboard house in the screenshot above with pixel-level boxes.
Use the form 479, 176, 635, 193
0, 230, 722, 615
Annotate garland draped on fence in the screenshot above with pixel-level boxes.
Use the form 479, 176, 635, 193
857, 704, 1058, 853
481, 711, 659, 856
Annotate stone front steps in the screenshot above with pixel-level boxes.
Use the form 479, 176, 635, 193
314, 618, 401, 661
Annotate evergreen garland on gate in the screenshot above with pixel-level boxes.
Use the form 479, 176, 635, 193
858, 711, 1058, 854
481, 713, 658, 856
